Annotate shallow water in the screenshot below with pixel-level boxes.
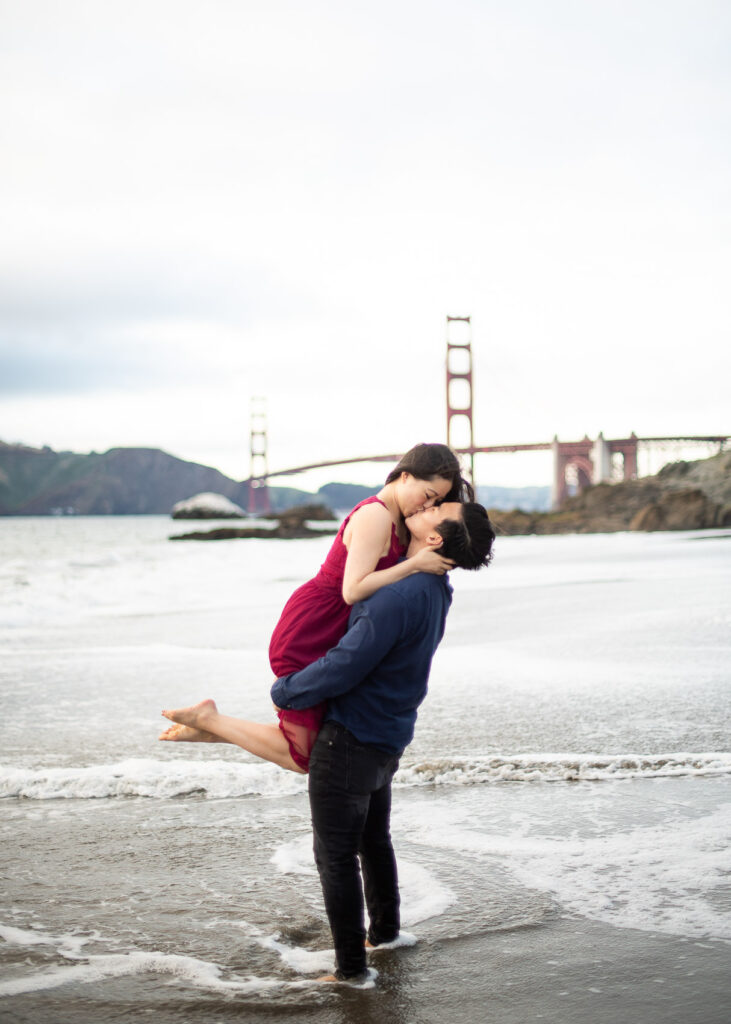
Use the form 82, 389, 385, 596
1, 518, 730, 1020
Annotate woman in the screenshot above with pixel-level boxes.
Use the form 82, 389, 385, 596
159, 443, 472, 773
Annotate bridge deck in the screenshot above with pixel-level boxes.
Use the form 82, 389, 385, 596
253, 436, 729, 481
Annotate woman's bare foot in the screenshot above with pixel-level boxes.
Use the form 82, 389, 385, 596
158, 700, 302, 772
158, 723, 221, 743
161, 698, 217, 732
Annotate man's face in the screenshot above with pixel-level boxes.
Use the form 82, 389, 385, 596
406, 501, 463, 540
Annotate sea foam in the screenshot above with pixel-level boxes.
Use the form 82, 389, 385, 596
509, 802, 731, 941
3, 751, 730, 801
0, 921, 344, 997
0, 757, 306, 800
398, 751, 731, 785
0, 949, 289, 998
395, 799, 731, 942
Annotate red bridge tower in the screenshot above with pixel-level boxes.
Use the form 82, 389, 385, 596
248, 397, 271, 514
446, 315, 475, 483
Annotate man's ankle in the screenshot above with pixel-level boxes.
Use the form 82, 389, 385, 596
367, 928, 398, 947
334, 967, 370, 984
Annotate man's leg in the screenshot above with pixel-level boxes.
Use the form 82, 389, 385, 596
359, 773, 400, 947
308, 724, 371, 979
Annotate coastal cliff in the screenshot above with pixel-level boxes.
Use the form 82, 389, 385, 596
492, 452, 731, 535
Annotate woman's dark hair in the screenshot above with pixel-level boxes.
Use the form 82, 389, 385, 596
385, 443, 474, 502
435, 502, 495, 570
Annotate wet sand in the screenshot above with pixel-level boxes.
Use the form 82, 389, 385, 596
3, 916, 729, 1024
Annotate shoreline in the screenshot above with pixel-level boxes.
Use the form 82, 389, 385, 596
2, 916, 728, 1024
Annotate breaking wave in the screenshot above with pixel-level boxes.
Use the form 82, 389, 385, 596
399, 752, 731, 785
2, 751, 730, 800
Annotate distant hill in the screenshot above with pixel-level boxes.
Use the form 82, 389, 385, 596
0, 441, 376, 516
0, 441, 551, 516
0, 442, 271, 515
318, 482, 376, 511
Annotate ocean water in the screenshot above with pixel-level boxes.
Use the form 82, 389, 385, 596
1, 517, 730, 1022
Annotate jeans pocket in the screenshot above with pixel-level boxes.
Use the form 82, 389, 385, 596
345, 742, 393, 795
309, 734, 335, 778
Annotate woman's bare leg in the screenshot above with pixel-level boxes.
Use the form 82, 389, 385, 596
159, 699, 305, 774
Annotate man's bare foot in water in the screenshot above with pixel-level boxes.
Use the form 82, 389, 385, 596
158, 723, 221, 743
317, 971, 373, 985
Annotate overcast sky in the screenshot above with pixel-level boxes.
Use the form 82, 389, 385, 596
1, 0, 729, 489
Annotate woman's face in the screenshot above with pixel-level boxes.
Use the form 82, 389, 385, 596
396, 473, 453, 518
405, 500, 463, 538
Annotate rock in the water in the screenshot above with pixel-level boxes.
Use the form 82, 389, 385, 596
171, 492, 246, 519
169, 499, 339, 540
259, 503, 335, 523
170, 522, 338, 541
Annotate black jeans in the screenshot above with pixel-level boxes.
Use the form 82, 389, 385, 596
308, 720, 401, 979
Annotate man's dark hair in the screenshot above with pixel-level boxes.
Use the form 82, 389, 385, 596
436, 502, 495, 570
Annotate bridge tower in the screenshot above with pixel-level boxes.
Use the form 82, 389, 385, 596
446, 315, 475, 484
249, 397, 271, 514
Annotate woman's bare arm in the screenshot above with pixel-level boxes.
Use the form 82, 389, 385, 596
341, 503, 453, 605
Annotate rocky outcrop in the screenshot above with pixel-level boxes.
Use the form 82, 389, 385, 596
170, 503, 338, 541
629, 489, 728, 531
171, 493, 246, 519
655, 453, 731, 509
492, 451, 731, 536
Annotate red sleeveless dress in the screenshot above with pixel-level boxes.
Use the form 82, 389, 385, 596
269, 496, 406, 771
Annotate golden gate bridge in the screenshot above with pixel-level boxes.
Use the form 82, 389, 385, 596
245, 318, 729, 513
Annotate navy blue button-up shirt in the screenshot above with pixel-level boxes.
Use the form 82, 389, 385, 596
270, 571, 453, 755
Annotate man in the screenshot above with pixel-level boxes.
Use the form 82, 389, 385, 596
271, 500, 495, 983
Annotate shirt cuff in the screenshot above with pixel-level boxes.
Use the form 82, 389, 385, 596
270, 677, 290, 708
